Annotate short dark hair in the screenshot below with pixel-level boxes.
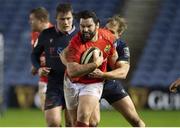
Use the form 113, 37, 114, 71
30, 7, 49, 22
56, 3, 73, 17
78, 10, 99, 25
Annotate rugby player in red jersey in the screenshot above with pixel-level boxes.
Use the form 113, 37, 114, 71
60, 10, 118, 127
29, 7, 52, 111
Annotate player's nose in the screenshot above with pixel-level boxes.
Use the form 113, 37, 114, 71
83, 27, 88, 32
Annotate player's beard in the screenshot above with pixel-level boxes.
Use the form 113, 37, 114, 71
81, 31, 96, 42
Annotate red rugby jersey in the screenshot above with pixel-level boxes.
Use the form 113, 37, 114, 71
66, 28, 116, 84
31, 23, 53, 83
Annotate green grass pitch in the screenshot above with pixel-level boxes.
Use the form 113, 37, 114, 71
0, 108, 180, 127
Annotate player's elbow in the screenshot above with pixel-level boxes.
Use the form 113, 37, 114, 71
121, 72, 128, 79
115, 72, 127, 79
122, 68, 130, 79
59, 53, 67, 66
66, 68, 77, 78
67, 70, 78, 78
117, 68, 129, 79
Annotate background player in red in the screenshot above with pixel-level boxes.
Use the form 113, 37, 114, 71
60, 10, 118, 127
29, 7, 52, 111
89, 15, 145, 127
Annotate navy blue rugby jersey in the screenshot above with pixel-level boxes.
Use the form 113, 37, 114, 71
114, 39, 130, 62
31, 26, 78, 80
107, 39, 130, 71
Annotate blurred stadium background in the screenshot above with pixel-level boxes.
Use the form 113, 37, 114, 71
0, 0, 180, 126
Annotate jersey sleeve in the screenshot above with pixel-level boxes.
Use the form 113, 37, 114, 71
115, 40, 130, 62
66, 36, 81, 63
31, 31, 45, 69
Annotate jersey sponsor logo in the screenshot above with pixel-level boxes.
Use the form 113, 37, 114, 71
49, 47, 63, 57
50, 38, 53, 43
104, 44, 111, 53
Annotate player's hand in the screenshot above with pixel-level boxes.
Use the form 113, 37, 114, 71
93, 50, 103, 67
40, 56, 46, 66
38, 67, 51, 77
31, 66, 38, 75
88, 69, 104, 78
169, 78, 180, 92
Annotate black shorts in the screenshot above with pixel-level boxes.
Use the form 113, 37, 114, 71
102, 80, 128, 104
44, 83, 65, 110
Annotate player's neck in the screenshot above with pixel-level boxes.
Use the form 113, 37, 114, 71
40, 22, 50, 32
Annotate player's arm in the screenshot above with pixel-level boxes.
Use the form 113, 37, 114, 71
105, 41, 130, 79
31, 66, 38, 75
31, 33, 44, 70
108, 50, 118, 70
89, 40, 130, 80
103, 61, 129, 79
31, 32, 51, 76
169, 78, 180, 92
60, 47, 68, 66
89, 59, 129, 80
62, 46, 103, 78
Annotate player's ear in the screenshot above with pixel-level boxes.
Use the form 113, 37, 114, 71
118, 30, 124, 38
40, 17, 46, 23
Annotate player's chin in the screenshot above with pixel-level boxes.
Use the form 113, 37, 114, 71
83, 35, 91, 41
63, 26, 71, 32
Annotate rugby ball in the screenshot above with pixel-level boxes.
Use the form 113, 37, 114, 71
81, 47, 101, 64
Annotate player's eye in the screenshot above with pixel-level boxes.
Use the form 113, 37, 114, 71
87, 25, 92, 28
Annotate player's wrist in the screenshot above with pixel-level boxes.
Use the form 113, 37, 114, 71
102, 72, 109, 79
93, 61, 99, 68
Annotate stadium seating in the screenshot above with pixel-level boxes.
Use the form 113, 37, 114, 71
1, 0, 122, 86
131, 0, 180, 88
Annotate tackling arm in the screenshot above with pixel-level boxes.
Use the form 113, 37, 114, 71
89, 60, 130, 80
89, 40, 130, 80
31, 43, 44, 70
103, 61, 130, 79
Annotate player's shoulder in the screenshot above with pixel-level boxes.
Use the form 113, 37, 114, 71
98, 28, 115, 42
31, 31, 39, 37
42, 26, 55, 34
70, 32, 81, 43
116, 39, 127, 46
48, 22, 53, 28
31, 32, 39, 36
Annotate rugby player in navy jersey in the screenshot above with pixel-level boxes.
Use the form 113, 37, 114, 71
31, 3, 78, 127
89, 15, 145, 127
